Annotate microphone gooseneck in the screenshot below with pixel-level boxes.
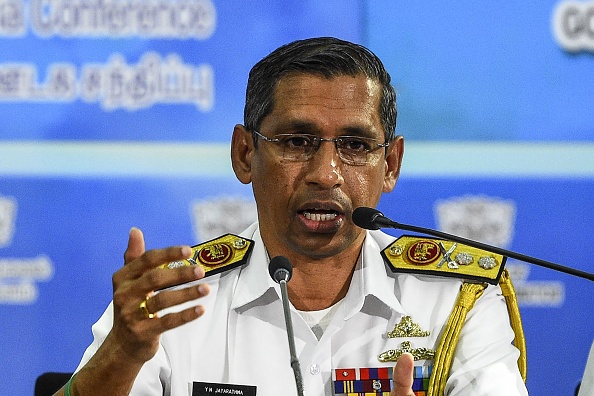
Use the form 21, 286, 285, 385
268, 256, 305, 396
352, 206, 594, 282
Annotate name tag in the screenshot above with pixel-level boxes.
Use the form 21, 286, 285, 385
193, 382, 257, 396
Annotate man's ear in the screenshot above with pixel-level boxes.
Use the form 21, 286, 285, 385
383, 135, 404, 193
231, 124, 254, 184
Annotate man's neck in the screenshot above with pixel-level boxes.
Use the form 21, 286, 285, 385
261, 228, 367, 311
285, 252, 360, 311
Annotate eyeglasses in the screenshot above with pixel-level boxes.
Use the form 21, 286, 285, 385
252, 130, 389, 166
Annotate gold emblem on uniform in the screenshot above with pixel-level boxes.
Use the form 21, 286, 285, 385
378, 341, 436, 362
407, 240, 440, 265
381, 235, 506, 285
387, 316, 430, 338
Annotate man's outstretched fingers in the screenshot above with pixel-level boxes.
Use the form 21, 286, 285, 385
142, 282, 211, 317
141, 302, 209, 335
117, 244, 194, 288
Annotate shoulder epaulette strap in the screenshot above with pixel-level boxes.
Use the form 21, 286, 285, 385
499, 269, 527, 382
162, 233, 254, 277
381, 235, 506, 285
428, 282, 487, 396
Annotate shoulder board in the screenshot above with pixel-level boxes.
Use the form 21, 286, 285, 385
162, 233, 254, 277
381, 235, 506, 285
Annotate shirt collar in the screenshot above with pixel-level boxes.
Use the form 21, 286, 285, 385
230, 225, 406, 317
230, 225, 278, 311
341, 230, 406, 320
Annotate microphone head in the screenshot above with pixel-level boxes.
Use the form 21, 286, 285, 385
268, 255, 293, 283
352, 207, 384, 230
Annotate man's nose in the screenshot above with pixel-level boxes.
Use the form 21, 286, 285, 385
303, 140, 344, 188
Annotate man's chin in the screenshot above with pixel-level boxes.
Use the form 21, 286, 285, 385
286, 231, 362, 260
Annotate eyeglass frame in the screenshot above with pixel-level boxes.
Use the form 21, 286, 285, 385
250, 129, 390, 166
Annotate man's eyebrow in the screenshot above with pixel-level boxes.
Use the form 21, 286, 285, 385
341, 125, 375, 137
274, 121, 375, 137
274, 120, 318, 134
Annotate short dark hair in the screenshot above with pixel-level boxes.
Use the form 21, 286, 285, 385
244, 37, 397, 144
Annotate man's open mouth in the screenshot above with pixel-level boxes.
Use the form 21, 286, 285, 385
301, 210, 339, 222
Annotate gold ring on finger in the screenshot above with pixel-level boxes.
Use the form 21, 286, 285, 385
139, 295, 155, 319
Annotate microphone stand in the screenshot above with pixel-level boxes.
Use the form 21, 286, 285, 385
377, 216, 594, 282
279, 278, 305, 396
269, 256, 305, 396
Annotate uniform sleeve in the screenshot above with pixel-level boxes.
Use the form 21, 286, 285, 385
445, 284, 528, 396
73, 302, 115, 374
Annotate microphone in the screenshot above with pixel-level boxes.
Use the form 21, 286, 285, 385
352, 206, 392, 230
269, 255, 292, 283
352, 206, 594, 282
268, 256, 305, 396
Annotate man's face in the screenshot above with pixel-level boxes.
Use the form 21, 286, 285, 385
232, 73, 403, 261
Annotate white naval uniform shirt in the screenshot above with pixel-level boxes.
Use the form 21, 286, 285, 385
75, 223, 528, 396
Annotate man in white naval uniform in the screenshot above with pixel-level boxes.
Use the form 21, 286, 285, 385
74, 225, 526, 396
56, 37, 528, 396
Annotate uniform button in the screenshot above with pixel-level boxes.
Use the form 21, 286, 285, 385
309, 363, 321, 375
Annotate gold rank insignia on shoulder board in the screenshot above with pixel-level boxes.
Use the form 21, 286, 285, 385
381, 235, 506, 285
162, 234, 254, 277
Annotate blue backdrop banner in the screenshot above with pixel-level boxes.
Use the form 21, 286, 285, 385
1, 1, 593, 395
